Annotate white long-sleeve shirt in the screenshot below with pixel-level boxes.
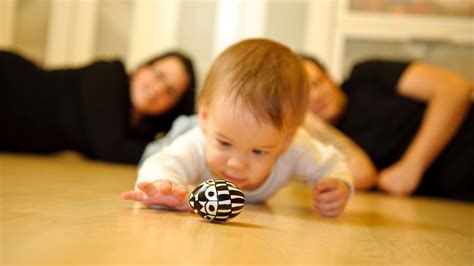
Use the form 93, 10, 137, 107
138, 126, 353, 203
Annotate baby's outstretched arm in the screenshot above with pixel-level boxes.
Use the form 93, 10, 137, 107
121, 180, 190, 211
312, 178, 350, 217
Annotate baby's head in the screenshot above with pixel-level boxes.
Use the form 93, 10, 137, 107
198, 38, 309, 190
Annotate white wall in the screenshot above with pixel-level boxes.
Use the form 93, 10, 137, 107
1, 0, 50, 64
1, 0, 325, 83
2, 0, 472, 83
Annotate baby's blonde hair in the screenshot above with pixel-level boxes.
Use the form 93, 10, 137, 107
199, 38, 309, 131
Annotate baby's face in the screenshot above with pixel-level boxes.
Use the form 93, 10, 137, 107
199, 96, 293, 190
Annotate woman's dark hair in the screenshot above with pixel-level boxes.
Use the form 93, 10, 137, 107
299, 53, 328, 74
144, 51, 196, 92
132, 50, 197, 140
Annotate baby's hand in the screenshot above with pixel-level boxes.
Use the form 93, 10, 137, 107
121, 180, 190, 211
313, 178, 350, 217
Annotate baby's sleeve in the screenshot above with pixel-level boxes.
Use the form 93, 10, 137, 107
136, 127, 203, 189
292, 129, 354, 192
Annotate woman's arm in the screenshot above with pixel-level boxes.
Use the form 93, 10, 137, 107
378, 62, 473, 195
303, 112, 378, 190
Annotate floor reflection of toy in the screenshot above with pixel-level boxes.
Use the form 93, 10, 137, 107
189, 179, 245, 223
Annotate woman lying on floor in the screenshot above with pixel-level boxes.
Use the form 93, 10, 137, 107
0, 50, 196, 164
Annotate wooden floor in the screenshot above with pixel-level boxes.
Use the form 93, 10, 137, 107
1, 152, 473, 265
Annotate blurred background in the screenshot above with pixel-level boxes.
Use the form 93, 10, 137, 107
1, 0, 473, 86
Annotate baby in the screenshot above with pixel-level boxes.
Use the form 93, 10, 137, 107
121, 38, 353, 217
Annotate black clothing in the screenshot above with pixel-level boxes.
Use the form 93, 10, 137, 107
337, 60, 473, 201
0, 51, 193, 164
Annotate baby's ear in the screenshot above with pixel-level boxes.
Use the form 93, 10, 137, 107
198, 100, 209, 133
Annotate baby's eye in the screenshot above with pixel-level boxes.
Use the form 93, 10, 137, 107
217, 139, 231, 147
252, 149, 268, 156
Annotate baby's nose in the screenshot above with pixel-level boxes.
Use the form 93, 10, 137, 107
227, 153, 247, 170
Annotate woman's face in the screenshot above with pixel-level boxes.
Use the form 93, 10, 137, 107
130, 56, 190, 116
303, 59, 346, 124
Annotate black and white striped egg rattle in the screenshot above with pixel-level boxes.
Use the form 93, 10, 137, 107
188, 179, 245, 223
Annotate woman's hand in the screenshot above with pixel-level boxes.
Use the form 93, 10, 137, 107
378, 160, 423, 196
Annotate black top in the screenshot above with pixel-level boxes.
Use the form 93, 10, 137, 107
337, 60, 473, 201
0, 51, 193, 164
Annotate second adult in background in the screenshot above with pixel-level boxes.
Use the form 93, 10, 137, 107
302, 55, 473, 201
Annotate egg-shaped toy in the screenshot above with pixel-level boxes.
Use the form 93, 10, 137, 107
189, 179, 245, 223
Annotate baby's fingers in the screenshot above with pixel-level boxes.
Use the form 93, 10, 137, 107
157, 180, 173, 194
174, 184, 189, 197
313, 198, 346, 217
164, 184, 190, 211
314, 199, 342, 212
314, 179, 339, 193
128, 180, 190, 211
121, 190, 146, 201
168, 184, 190, 210
314, 188, 340, 204
137, 182, 159, 196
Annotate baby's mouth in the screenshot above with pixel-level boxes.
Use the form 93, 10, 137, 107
223, 173, 246, 186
